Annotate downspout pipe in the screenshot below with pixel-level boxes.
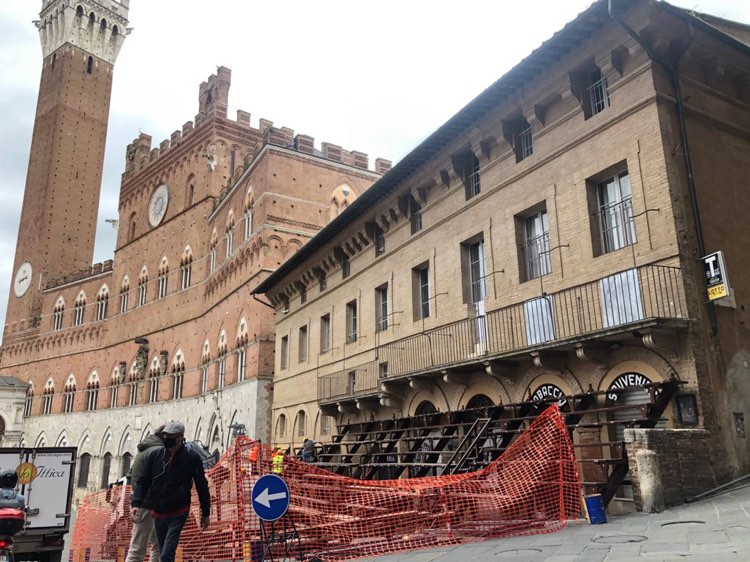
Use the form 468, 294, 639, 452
608, 0, 718, 336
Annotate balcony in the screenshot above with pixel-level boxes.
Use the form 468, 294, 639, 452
318, 264, 688, 406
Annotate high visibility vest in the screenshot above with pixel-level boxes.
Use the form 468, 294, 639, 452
249, 446, 259, 462
272, 453, 284, 474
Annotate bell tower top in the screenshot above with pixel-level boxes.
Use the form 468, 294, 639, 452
36, 0, 130, 63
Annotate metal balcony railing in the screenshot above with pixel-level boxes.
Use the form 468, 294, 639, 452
318, 264, 687, 402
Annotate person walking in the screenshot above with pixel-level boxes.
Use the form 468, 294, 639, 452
130, 420, 211, 562
125, 425, 164, 562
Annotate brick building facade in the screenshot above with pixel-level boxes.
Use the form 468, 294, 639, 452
255, 0, 750, 510
0, 0, 386, 503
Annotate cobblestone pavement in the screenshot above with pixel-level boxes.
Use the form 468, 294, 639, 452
369, 486, 750, 561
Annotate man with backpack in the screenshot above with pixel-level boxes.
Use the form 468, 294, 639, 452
130, 420, 211, 562
126, 424, 164, 562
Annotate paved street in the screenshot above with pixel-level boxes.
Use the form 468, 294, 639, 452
370, 485, 750, 561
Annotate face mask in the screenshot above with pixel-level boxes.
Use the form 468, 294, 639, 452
163, 437, 178, 450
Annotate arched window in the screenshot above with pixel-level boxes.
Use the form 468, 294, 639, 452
42, 380, 55, 415
119, 277, 130, 313
86, 373, 99, 412
63, 375, 76, 414
172, 351, 185, 400
76, 5, 84, 17
100, 452, 112, 489
138, 268, 148, 306
180, 247, 192, 290
277, 414, 287, 439
23, 385, 33, 418
96, 285, 109, 321
53, 297, 65, 331
244, 189, 254, 241
120, 452, 132, 477
73, 292, 86, 326
128, 213, 137, 242
78, 453, 91, 488
157, 258, 169, 299
112, 25, 119, 36
86, 56, 93, 74
297, 410, 306, 437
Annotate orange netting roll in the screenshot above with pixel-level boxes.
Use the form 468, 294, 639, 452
71, 404, 581, 561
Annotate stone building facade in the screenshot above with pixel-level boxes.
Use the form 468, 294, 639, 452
0, 0, 386, 503
255, 0, 750, 508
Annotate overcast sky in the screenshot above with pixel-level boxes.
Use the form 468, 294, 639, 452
0, 0, 748, 336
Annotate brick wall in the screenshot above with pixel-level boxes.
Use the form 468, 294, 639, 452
625, 428, 717, 510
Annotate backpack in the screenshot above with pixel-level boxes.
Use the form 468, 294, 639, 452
186, 441, 219, 471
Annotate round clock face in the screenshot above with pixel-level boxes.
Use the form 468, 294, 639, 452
13, 261, 32, 298
148, 183, 170, 227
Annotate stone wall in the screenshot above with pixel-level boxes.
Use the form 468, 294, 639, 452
624, 428, 718, 511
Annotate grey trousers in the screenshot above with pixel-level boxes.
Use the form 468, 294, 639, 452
125, 508, 161, 562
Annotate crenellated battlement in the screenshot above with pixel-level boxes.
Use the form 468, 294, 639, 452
46, 260, 114, 291
37, 0, 130, 63
122, 66, 392, 180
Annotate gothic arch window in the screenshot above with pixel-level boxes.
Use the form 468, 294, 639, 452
86, 372, 100, 412
88, 12, 95, 26
236, 318, 248, 382
120, 452, 132, 477
63, 374, 76, 414
157, 257, 169, 299
96, 285, 109, 321
186, 175, 196, 207
23, 384, 33, 418
100, 18, 107, 31
226, 211, 235, 259
77, 453, 91, 488
138, 267, 148, 307
53, 296, 65, 331
329, 184, 355, 220
172, 350, 185, 400
112, 25, 119, 36
42, 379, 54, 415
180, 247, 193, 290
73, 291, 86, 326
128, 213, 137, 242
100, 452, 112, 489
76, 5, 84, 17
217, 331, 228, 389
296, 410, 306, 437
209, 229, 218, 273
120, 276, 130, 313
110, 362, 126, 408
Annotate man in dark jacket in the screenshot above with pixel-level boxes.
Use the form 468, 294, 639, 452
126, 426, 164, 562
130, 420, 210, 562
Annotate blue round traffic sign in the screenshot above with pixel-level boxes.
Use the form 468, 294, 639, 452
251, 474, 290, 521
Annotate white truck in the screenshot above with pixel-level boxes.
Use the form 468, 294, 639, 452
0, 447, 76, 562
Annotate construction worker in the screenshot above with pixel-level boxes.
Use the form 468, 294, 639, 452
272, 447, 284, 474
248, 440, 261, 474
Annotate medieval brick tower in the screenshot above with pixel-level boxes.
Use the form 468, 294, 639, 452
4, 1, 129, 342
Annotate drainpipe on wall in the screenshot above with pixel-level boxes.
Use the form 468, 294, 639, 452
608, 0, 718, 336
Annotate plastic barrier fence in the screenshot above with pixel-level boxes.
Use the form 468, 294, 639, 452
70, 404, 580, 561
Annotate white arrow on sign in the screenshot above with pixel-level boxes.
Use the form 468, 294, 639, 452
255, 487, 288, 508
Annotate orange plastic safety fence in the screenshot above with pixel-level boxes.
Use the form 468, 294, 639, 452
70, 404, 580, 561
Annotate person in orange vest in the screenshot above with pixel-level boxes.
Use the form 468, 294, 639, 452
248, 440, 261, 475
272, 447, 284, 474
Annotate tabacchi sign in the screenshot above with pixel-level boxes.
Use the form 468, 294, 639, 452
703, 251, 730, 301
